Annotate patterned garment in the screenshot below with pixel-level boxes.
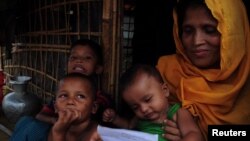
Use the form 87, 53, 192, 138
10, 116, 51, 141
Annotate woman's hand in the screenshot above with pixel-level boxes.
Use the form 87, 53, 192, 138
162, 119, 182, 141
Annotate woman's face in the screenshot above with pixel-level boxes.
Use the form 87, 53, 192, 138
181, 6, 221, 69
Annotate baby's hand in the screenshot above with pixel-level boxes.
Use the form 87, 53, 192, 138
102, 108, 116, 123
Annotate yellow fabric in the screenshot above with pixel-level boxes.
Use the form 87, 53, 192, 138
157, 0, 250, 136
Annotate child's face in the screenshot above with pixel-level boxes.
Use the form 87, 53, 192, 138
68, 45, 100, 75
55, 77, 97, 123
122, 73, 169, 123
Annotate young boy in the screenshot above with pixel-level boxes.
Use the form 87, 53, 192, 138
36, 39, 112, 125
48, 73, 99, 141
103, 65, 204, 141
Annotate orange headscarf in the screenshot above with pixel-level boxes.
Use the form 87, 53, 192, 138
157, 0, 250, 136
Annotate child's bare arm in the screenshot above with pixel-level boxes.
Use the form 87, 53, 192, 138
36, 111, 57, 124
176, 108, 204, 141
88, 130, 102, 141
48, 108, 82, 141
36, 102, 57, 124
103, 108, 137, 129
47, 129, 65, 141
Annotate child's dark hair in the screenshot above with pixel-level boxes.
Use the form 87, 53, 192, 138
176, 0, 206, 36
58, 73, 97, 99
119, 64, 164, 94
70, 39, 103, 65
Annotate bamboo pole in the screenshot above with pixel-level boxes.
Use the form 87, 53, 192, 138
102, 0, 121, 102
102, 0, 112, 94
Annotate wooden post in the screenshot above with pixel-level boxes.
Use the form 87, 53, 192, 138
102, 0, 121, 106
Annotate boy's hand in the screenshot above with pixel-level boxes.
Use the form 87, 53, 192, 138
102, 108, 116, 123
53, 108, 82, 134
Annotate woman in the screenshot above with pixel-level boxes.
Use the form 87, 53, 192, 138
157, 0, 250, 138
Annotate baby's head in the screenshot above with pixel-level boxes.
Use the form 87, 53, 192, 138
55, 73, 98, 123
67, 39, 103, 76
120, 65, 170, 122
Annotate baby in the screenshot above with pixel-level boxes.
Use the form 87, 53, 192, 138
103, 65, 204, 141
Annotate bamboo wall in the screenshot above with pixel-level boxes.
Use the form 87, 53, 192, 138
1, 0, 121, 104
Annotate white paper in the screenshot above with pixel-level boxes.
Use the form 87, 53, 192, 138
97, 125, 158, 141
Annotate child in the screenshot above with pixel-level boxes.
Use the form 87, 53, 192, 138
103, 65, 204, 141
36, 39, 112, 125
47, 73, 99, 141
